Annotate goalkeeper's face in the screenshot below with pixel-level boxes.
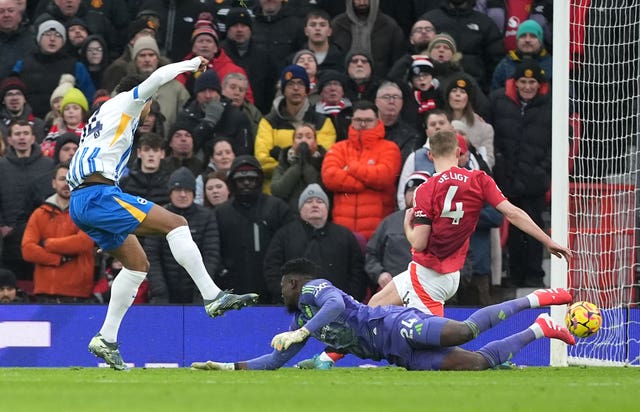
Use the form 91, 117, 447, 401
280, 275, 300, 312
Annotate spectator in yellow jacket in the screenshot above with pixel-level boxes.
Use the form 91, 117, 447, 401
255, 64, 336, 193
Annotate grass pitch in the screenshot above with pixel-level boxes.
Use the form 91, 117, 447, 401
1, 366, 638, 412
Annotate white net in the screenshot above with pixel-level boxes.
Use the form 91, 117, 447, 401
564, 0, 640, 365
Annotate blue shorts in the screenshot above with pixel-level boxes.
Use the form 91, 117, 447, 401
69, 184, 155, 251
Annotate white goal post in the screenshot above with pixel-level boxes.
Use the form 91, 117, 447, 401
550, 0, 640, 366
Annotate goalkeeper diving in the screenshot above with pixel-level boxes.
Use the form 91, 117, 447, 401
192, 258, 575, 371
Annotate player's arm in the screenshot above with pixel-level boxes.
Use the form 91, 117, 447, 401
136, 56, 208, 101
271, 283, 344, 352
192, 344, 304, 371
495, 199, 572, 261
404, 208, 431, 252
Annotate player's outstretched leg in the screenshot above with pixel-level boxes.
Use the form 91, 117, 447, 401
533, 313, 576, 344
476, 313, 575, 368
529, 288, 572, 308
205, 291, 259, 318
164, 225, 259, 316
464, 288, 572, 338
88, 333, 129, 371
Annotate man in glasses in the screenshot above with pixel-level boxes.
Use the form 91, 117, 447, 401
321, 100, 401, 241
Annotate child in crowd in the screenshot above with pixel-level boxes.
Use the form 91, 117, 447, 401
41, 88, 88, 158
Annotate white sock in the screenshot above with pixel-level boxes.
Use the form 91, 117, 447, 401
529, 323, 544, 339
526, 293, 540, 308
166, 226, 221, 300
99, 267, 146, 342
318, 352, 334, 363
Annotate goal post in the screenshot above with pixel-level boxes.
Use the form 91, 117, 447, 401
551, 0, 640, 366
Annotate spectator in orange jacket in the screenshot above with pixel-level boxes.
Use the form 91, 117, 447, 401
321, 100, 401, 240
21, 162, 95, 303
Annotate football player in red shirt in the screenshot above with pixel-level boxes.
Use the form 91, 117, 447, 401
368, 130, 572, 314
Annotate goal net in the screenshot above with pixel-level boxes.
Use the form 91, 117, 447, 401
552, 0, 640, 366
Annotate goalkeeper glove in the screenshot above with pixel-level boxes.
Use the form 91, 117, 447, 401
271, 327, 310, 351
191, 360, 235, 370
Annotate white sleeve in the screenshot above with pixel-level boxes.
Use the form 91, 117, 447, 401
135, 57, 201, 101
397, 153, 415, 210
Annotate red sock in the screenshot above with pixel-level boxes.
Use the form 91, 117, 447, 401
326, 352, 345, 362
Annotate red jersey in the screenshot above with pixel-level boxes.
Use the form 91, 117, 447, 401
412, 167, 507, 273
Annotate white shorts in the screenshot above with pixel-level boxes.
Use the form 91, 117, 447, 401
393, 262, 460, 316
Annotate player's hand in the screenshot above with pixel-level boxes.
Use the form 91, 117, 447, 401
271, 327, 310, 351
378, 272, 393, 288
191, 360, 235, 370
547, 242, 573, 262
404, 208, 414, 227
196, 56, 209, 72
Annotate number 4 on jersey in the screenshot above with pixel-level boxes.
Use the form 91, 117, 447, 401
440, 186, 464, 224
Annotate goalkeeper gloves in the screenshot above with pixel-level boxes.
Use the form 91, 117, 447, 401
271, 327, 310, 351
191, 360, 235, 370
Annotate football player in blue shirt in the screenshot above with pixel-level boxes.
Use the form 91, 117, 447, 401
68, 56, 258, 371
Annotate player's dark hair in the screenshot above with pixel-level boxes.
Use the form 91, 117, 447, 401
281, 258, 318, 280
114, 73, 147, 94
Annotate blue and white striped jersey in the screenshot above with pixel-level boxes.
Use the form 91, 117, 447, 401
67, 57, 201, 190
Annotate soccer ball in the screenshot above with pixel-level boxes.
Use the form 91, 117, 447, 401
565, 301, 602, 338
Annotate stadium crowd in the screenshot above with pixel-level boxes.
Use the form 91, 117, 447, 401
0, 0, 556, 306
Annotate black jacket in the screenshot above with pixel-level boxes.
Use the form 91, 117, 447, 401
177, 97, 254, 157
490, 80, 552, 198
214, 155, 294, 302
119, 166, 172, 206
422, 4, 504, 93
263, 218, 368, 303
221, 38, 277, 115
146, 203, 220, 304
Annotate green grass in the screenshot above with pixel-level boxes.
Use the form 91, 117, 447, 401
1, 367, 639, 412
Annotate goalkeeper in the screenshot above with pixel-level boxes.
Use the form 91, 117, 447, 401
192, 258, 575, 371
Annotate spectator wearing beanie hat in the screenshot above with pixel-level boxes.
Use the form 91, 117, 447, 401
491, 19, 552, 91
176, 12, 255, 105
489, 55, 553, 287
176, 67, 253, 158
444, 73, 495, 168
41, 87, 88, 158
220, 7, 273, 114
145, 165, 221, 304
365, 171, 430, 289
291, 49, 319, 96
420, 4, 504, 93
344, 51, 382, 103
162, 122, 203, 177
0, 268, 27, 303
0, 76, 46, 143
65, 16, 91, 51
315, 70, 353, 141
420, 33, 491, 121
129, 35, 190, 140
263, 180, 368, 303
403, 56, 443, 134
255, 65, 336, 193
101, 14, 162, 93
11, 19, 95, 119
215, 154, 293, 303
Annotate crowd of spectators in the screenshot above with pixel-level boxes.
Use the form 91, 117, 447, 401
0, 0, 555, 305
